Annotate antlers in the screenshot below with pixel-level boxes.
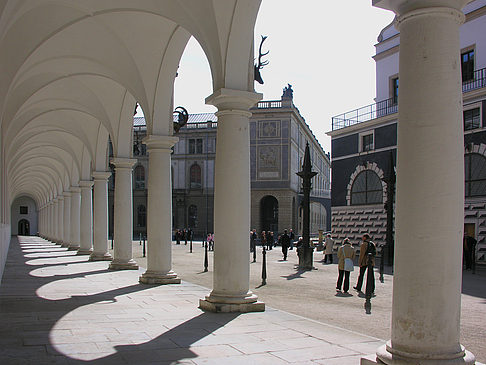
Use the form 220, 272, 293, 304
254, 35, 269, 84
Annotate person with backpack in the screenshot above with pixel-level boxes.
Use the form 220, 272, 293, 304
336, 238, 355, 293
353, 233, 376, 294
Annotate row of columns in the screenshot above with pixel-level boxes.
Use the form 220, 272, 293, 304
36, 88, 264, 314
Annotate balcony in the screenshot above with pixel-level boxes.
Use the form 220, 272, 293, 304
332, 67, 486, 131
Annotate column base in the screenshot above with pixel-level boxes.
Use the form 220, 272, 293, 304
89, 252, 113, 261
68, 245, 80, 251
199, 292, 265, 313
60, 241, 70, 248
139, 270, 181, 285
371, 342, 476, 365
77, 248, 93, 255
109, 259, 139, 270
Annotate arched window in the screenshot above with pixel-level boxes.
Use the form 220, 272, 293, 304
134, 165, 145, 189
190, 164, 201, 188
350, 170, 383, 205
188, 205, 197, 228
465, 153, 486, 197
137, 205, 146, 227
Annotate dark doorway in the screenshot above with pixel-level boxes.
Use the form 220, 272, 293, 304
18, 219, 30, 235
260, 196, 278, 232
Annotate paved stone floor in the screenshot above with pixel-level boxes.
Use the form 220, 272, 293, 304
1, 236, 386, 364
1, 236, 485, 364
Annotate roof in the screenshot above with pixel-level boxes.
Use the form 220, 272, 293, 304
133, 113, 217, 127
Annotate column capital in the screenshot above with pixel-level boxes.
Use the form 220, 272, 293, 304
110, 157, 137, 169
373, 0, 469, 16
57, 195, 64, 201
92, 171, 111, 181
70, 186, 81, 194
63, 191, 72, 198
79, 180, 94, 188
205, 88, 262, 115
143, 135, 179, 151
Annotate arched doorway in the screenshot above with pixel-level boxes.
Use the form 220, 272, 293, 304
18, 219, 30, 236
260, 196, 278, 233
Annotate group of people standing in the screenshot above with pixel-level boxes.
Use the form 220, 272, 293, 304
333, 233, 376, 294
174, 228, 192, 245
250, 229, 296, 260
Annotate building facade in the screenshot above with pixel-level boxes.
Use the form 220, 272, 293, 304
328, 0, 486, 262
110, 87, 331, 240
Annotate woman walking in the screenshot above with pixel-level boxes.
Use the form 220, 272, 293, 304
336, 238, 355, 293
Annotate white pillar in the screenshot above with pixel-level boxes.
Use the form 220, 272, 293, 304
90, 172, 112, 261
78, 180, 94, 255
139, 135, 180, 284
49, 200, 55, 241
58, 196, 64, 245
199, 88, 264, 313
70, 187, 81, 250
371, 1, 476, 364
62, 192, 71, 247
109, 158, 138, 270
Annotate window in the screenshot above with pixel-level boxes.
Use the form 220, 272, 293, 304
134, 165, 145, 189
351, 170, 383, 205
464, 108, 480, 131
190, 164, 202, 188
189, 139, 203, 154
137, 205, 146, 227
465, 153, 486, 197
392, 77, 399, 104
360, 133, 374, 152
20, 206, 28, 214
461, 49, 475, 82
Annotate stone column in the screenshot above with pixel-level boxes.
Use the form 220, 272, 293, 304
78, 180, 94, 255
70, 187, 81, 250
370, 1, 476, 364
90, 172, 112, 261
57, 196, 64, 245
139, 135, 180, 284
62, 192, 71, 247
109, 158, 138, 270
199, 88, 264, 313
49, 200, 55, 241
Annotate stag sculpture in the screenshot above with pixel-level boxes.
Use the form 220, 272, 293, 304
254, 35, 269, 84
173, 106, 189, 134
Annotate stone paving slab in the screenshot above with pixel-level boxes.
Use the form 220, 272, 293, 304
0, 236, 388, 364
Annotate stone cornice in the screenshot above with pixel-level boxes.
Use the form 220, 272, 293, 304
78, 180, 94, 188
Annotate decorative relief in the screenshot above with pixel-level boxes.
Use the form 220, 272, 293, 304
259, 121, 280, 138
257, 145, 281, 179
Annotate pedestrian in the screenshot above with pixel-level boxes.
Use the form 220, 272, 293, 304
250, 229, 257, 252
289, 229, 295, 250
464, 233, 477, 270
336, 238, 355, 293
266, 231, 273, 250
261, 231, 266, 250
209, 233, 214, 251
280, 230, 290, 261
353, 233, 376, 294
175, 229, 181, 245
184, 228, 188, 245
324, 233, 334, 264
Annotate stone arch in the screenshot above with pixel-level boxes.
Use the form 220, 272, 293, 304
346, 162, 387, 206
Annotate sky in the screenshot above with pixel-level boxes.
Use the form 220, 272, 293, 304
168, 1, 396, 153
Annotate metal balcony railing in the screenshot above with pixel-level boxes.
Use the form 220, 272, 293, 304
332, 67, 486, 131
332, 98, 398, 130
463, 67, 486, 93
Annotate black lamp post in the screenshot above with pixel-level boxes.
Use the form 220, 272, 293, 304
296, 142, 317, 270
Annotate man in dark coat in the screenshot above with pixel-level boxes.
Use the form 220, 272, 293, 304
353, 233, 376, 293
280, 230, 290, 261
